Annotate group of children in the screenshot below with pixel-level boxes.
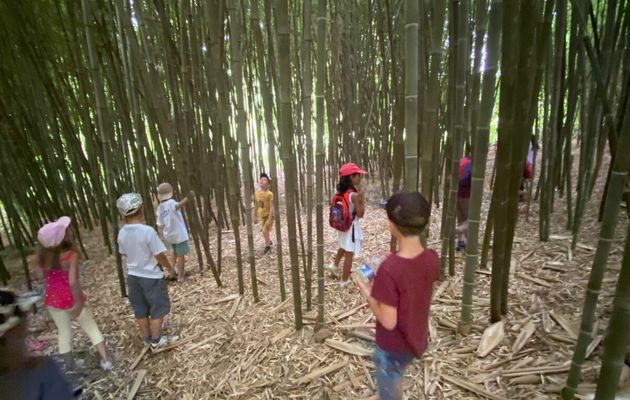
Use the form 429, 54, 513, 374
3, 164, 439, 400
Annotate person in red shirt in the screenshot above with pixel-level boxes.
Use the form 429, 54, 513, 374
353, 192, 439, 400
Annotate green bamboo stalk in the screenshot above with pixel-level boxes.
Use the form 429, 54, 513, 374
276, 0, 303, 330
228, 0, 259, 302
251, 0, 286, 301
302, 0, 314, 311
459, 0, 502, 333
489, 0, 520, 322
314, 0, 327, 330
81, 0, 126, 297
593, 221, 630, 399
422, 0, 447, 209
403, 0, 418, 191
563, 74, 630, 400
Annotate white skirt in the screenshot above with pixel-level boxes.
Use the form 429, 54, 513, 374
338, 219, 362, 256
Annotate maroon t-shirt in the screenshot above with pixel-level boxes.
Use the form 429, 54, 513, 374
371, 248, 440, 357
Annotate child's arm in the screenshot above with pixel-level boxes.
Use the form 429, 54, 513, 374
175, 190, 195, 210
68, 253, 85, 318
252, 194, 259, 224
352, 191, 366, 218
353, 274, 397, 330
155, 252, 176, 276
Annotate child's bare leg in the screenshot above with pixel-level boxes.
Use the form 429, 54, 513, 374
175, 255, 185, 279
94, 341, 109, 362
333, 248, 345, 267
170, 251, 177, 273
263, 227, 270, 246
342, 251, 354, 281
135, 317, 150, 339
149, 318, 163, 340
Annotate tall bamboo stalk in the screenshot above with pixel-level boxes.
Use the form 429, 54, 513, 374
593, 220, 630, 400
314, 0, 327, 330
563, 74, 630, 400
302, 0, 314, 311
276, 0, 303, 329
81, 0, 126, 297
251, 0, 286, 301
403, 0, 419, 191
228, 0, 259, 302
459, 0, 502, 333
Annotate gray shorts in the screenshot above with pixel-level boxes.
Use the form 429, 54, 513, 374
127, 275, 170, 319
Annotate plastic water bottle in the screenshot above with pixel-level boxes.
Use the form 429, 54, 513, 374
354, 255, 385, 282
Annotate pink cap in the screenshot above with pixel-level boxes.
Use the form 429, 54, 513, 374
339, 162, 366, 177
37, 216, 71, 248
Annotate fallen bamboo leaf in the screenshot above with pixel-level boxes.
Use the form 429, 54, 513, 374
550, 311, 579, 339
477, 321, 505, 358
440, 373, 508, 400
296, 358, 348, 384
325, 339, 372, 357
512, 321, 536, 354
586, 334, 602, 358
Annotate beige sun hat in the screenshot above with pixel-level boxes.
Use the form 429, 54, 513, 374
157, 182, 174, 201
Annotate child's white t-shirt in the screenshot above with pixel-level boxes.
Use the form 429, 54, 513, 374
117, 224, 167, 279
156, 199, 190, 244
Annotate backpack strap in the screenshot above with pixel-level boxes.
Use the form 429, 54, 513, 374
343, 189, 357, 220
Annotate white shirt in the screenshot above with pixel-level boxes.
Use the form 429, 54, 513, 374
156, 199, 189, 244
118, 224, 167, 279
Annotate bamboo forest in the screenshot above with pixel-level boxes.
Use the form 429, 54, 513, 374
1, 0, 630, 399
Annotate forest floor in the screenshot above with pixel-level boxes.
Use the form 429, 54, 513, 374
5, 145, 630, 399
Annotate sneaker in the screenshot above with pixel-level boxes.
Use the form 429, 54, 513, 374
326, 262, 339, 274
100, 359, 113, 371
150, 336, 169, 349
142, 335, 152, 345
339, 280, 351, 287
150, 335, 179, 350
263, 245, 272, 255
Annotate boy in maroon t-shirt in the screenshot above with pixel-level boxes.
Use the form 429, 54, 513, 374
353, 192, 439, 400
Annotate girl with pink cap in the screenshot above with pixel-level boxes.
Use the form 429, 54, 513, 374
328, 162, 366, 284
37, 217, 112, 371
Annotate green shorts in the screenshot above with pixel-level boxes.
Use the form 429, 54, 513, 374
171, 240, 189, 256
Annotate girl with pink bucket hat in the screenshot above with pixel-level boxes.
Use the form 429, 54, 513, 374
37, 217, 113, 371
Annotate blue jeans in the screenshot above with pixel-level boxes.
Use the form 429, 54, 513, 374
373, 345, 415, 400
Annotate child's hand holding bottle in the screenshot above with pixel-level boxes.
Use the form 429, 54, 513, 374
352, 272, 373, 299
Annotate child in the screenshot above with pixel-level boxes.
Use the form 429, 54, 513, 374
353, 192, 439, 400
254, 173, 275, 254
457, 155, 472, 251
117, 193, 177, 349
329, 162, 366, 283
36, 217, 113, 371
520, 135, 538, 200
156, 182, 192, 280
0, 289, 73, 399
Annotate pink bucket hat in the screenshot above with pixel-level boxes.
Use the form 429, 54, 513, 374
339, 162, 366, 177
37, 216, 71, 248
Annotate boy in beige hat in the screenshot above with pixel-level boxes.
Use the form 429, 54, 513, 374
155, 182, 193, 280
